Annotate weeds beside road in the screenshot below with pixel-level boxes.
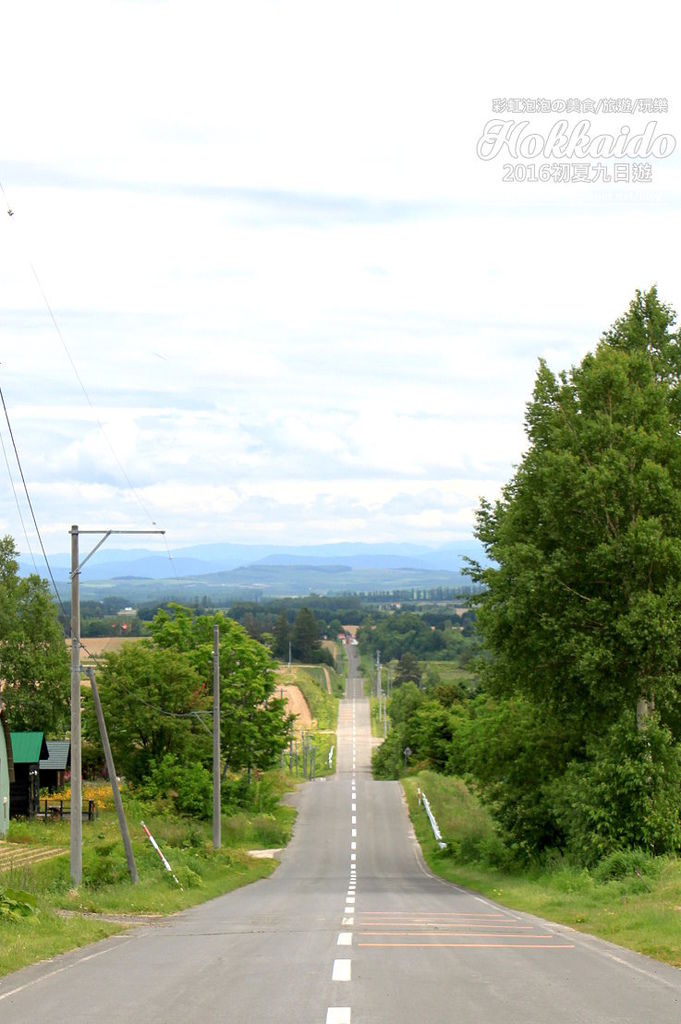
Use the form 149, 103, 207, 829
0, 776, 296, 979
403, 770, 681, 968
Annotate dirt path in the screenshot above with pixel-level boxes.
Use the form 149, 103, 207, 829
274, 684, 313, 730
321, 667, 332, 694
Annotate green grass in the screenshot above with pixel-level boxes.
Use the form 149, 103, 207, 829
0, 779, 297, 978
422, 661, 476, 687
303, 664, 346, 699
276, 667, 338, 778
402, 770, 681, 967
369, 696, 389, 739
358, 653, 375, 698
0, 911, 122, 978
291, 669, 339, 731
334, 641, 349, 681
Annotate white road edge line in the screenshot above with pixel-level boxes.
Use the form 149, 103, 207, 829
0, 940, 128, 1002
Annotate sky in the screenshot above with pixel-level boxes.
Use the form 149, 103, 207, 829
1, 1, 680, 557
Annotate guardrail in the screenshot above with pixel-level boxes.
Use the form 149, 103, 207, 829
419, 788, 447, 850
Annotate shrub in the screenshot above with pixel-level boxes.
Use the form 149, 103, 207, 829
138, 755, 212, 819
593, 848, 658, 883
552, 714, 681, 864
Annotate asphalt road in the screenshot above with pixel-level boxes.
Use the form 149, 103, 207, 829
2, 647, 681, 1022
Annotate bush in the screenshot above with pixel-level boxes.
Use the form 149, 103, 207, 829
250, 814, 288, 847
552, 714, 681, 864
138, 755, 212, 819
593, 848, 658, 883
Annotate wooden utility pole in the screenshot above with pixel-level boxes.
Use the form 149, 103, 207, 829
69, 526, 82, 884
88, 668, 138, 883
69, 525, 164, 886
213, 625, 221, 850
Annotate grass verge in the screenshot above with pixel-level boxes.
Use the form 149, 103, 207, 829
291, 670, 338, 731
0, 780, 296, 979
402, 770, 681, 967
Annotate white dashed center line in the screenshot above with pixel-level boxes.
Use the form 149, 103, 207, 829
332, 959, 352, 981
326, 1008, 351, 1024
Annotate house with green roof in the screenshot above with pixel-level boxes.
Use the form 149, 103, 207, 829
0, 703, 13, 837
10, 732, 48, 819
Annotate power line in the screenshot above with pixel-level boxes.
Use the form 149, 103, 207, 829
0, 417, 38, 572
0, 382, 67, 616
1, 178, 174, 573
28, 260, 157, 526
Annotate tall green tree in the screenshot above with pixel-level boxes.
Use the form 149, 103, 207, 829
394, 652, 422, 687
469, 289, 681, 855
272, 612, 290, 660
473, 289, 681, 732
83, 641, 208, 783
149, 605, 292, 774
0, 536, 69, 734
291, 607, 320, 662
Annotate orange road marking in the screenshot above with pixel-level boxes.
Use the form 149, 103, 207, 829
357, 923, 536, 930
356, 913, 503, 921
359, 932, 553, 939
358, 942, 575, 949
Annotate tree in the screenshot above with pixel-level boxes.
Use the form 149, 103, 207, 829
291, 607, 320, 662
469, 289, 681, 856
0, 536, 69, 734
148, 605, 292, 775
472, 289, 681, 731
272, 612, 290, 660
83, 641, 208, 784
394, 652, 422, 687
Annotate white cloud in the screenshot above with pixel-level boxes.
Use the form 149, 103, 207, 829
0, 1, 680, 553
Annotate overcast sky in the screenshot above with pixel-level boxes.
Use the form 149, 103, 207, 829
1, 1, 679, 556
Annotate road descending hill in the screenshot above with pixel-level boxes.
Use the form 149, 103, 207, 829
2, 647, 681, 1022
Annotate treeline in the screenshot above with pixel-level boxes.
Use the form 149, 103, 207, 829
376, 290, 681, 869
358, 609, 477, 664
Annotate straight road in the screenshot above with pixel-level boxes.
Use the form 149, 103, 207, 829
2, 647, 681, 1022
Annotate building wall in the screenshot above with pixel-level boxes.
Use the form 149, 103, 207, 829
0, 726, 9, 837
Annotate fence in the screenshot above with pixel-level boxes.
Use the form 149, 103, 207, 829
41, 799, 97, 822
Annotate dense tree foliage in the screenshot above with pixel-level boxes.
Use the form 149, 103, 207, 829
358, 609, 476, 664
375, 290, 681, 864
83, 640, 207, 783
85, 605, 292, 790
394, 653, 422, 686
0, 536, 69, 734
272, 612, 290, 659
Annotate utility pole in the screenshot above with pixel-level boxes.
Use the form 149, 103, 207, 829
88, 667, 138, 883
69, 525, 164, 885
213, 625, 221, 850
288, 641, 292, 670
376, 649, 381, 723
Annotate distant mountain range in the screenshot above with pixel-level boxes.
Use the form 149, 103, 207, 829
19, 540, 489, 601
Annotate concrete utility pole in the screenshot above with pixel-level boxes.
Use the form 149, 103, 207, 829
376, 649, 381, 722
213, 625, 221, 850
88, 668, 138, 883
69, 525, 164, 886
